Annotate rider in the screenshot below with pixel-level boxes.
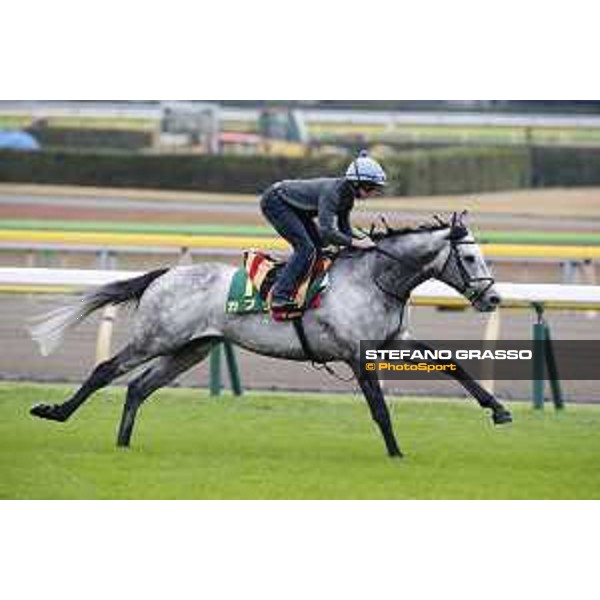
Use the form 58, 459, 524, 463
260, 150, 387, 311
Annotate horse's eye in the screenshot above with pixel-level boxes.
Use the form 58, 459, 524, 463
464, 256, 476, 264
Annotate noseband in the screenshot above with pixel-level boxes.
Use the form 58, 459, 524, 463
371, 226, 495, 304
439, 236, 495, 303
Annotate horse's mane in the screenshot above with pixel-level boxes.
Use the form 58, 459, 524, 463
368, 216, 451, 241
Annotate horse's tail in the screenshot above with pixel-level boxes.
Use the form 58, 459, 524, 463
29, 268, 169, 357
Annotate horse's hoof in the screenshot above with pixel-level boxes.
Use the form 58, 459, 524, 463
492, 410, 513, 425
389, 450, 405, 459
30, 403, 67, 422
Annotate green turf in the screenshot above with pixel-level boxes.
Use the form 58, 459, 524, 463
1, 382, 598, 499
0, 218, 272, 237
0, 115, 155, 131
2, 219, 600, 246
5, 113, 600, 145
313, 123, 600, 146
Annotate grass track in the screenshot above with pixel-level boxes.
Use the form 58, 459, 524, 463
1, 382, 599, 499
2, 219, 600, 246
5, 114, 600, 144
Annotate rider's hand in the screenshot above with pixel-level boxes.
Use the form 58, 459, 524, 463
352, 237, 377, 250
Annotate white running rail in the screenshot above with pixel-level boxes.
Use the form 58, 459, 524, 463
2, 267, 600, 309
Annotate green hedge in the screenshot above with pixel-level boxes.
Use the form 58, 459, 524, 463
27, 127, 153, 151
531, 147, 600, 187
0, 147, 531, 195
0, 150, 346, 194
383, 147, 531, 196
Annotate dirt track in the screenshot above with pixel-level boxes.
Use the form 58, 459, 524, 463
1, 184, 599, 403
2, 294, 598, 403
2, 183, 600, 231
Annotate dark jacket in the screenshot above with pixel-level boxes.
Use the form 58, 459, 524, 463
269, 177, 358, 246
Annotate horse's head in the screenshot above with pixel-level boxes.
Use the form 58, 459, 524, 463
431, 211, 501, 312
368, 212, 500, 311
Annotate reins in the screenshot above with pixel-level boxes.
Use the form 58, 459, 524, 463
438, 239, 495, 303
373, 245, 430, 302
293, 213, 494, 380
370, 216, 495, 305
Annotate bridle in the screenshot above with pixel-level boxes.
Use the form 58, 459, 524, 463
372, 245, 429, 303
438, 236, 495, 303
370, 215, 495, 305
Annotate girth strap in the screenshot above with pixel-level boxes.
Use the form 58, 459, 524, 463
292, 318, 316, 362
292, 318, 337, 377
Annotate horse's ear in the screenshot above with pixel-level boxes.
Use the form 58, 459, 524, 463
448, 210, 468, 240
448, 212, 457, 236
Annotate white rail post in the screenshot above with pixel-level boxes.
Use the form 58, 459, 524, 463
480, 309, 501, 394
94, 250, 118, 365
583, 259, 597, 319
95, 305, 118, 365
179, 246, 193, 265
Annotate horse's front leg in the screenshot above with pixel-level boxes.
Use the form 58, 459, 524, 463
401, 340, 512, 425
349, 361, 403, 458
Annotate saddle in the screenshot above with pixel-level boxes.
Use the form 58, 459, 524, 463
226, 250, 333, 321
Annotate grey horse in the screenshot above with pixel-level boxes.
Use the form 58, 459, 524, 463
29, 213, 512, 458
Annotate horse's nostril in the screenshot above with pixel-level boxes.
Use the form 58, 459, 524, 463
489, 295, 501, 305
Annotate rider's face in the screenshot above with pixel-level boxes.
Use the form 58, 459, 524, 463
357, 185, 383, 200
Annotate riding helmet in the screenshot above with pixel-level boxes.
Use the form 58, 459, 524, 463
345, 150, 387, 187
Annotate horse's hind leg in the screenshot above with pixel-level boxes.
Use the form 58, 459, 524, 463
30, 345, 152, 422
117, 337, 218, 448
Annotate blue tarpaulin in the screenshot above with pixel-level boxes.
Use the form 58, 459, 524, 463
0, 131, 41, 151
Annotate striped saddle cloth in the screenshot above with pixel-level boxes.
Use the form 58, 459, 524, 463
226, 250, 332, 317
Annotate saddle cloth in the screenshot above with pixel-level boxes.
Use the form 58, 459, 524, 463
226, 250, 332, 316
